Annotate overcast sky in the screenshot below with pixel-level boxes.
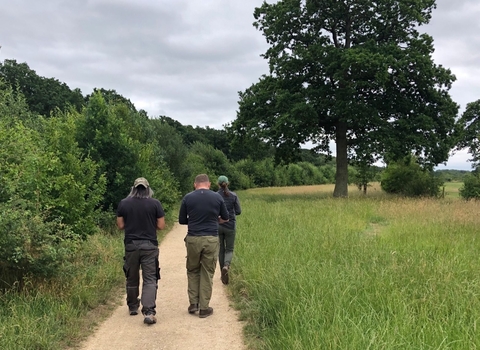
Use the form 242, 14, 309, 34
1, 0, 479, 170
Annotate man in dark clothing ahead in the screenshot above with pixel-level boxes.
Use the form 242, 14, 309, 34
117, 177, 165, 325
178, 174, 229, 318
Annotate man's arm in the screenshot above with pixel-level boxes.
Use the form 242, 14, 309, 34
218, 199, 229, 223
157, 217, 165, 230
178, 199, 188, 225
117, 216, 125, 230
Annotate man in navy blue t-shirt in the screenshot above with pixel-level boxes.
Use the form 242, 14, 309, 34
179, 174, 229, 318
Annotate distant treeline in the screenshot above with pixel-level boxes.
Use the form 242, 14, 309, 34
435, 169, 470, 183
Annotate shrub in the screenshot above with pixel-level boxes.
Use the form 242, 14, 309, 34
459, 171, 480, 200
381, 156, 443, 197
0, 202, 79, 289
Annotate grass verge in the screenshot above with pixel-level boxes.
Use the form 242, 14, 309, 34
230, 184, 480, 349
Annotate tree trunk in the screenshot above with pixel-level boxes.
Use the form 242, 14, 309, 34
333, 121, 348, 197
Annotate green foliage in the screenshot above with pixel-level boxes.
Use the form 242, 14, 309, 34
149, 119, 192, 194
234, 158, 277, 188
39, 113, 107, 237
435, 169, 469, 183
0, 203, 79, 285
457, 99, 480, 168
350, 163, 383, 194
0, 231, 125, 349
381, 156, 443, 197
0, 59, 84, 116
160, 116, 232, 158
459, 171, 480, 200
0, 86, 106, 285
75, 92, 143, 210
233, 0, 459, 197
187, 141, 234, 181
135, 143, 180, 214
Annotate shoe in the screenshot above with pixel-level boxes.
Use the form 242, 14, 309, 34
188, 303, 199, 314
129, 298, 140, 315
199, 307, 213, 318
143, 314, 157, 324
221, 266, 229, 285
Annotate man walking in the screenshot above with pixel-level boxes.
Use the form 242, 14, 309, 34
117, 177, 165, 325
178, 174, 229, 318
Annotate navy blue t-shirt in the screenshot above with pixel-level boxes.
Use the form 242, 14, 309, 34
117, 197, 165, 245
178, 189, 229, 236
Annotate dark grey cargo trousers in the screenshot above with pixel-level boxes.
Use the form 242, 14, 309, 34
123, 240, 160, 315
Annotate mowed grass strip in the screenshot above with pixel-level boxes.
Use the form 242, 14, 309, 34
231, 185, 480, 350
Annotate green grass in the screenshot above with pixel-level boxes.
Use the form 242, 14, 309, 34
230, 185, 480, 349
441, 182, 463, 199
0, 232, 125, 350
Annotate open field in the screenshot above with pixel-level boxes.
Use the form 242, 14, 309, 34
441, 182, 463, 199
231, 184, 480, 349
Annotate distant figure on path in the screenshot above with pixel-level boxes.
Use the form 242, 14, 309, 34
178, 174, 229, 318
116, 177, 165, 325
216, 175, 241, 285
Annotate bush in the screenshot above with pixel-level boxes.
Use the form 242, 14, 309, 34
459, 171, 480, 200
297, 162, 327, 185
0, 202, 79, 288
381, 156, 443, 197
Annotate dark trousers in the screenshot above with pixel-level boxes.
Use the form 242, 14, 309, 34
218, 225, 236, 269
123, 240, 160, 315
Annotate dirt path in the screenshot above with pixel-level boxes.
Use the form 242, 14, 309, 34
79, 223, 246, 350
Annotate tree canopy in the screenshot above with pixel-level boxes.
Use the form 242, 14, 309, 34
457, 99, 480, 169
0, 59, 84, 116
232, 0, 459, 197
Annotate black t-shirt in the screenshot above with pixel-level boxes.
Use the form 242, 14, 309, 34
117, 197, 165, 245
178, 189, 229, 236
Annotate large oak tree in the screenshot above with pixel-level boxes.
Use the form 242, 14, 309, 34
233, 0, 458, 197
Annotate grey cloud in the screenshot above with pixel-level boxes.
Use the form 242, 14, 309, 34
1, 0, 478, 169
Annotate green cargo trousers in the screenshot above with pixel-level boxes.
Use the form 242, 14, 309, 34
185, 235, 219, 310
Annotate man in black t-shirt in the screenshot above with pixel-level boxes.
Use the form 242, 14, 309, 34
179, 174, 229, 318
117, 177, 165, 325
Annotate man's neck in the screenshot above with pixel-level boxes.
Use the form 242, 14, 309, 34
195, 182, 210, 190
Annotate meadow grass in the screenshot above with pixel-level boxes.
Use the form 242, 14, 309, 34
0, 232, 125, 350
441, 182, 463, 200
231, 184, 480, 349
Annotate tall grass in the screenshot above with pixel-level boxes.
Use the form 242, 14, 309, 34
231, 184, 480, 349
0, 232, 125, 349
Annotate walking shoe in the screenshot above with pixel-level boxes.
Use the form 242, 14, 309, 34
221, 265, 229, 285
143, 314, 157, 324
188, 303, 199, 314
199, 307, 214, 318
129, 298, 140, 315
